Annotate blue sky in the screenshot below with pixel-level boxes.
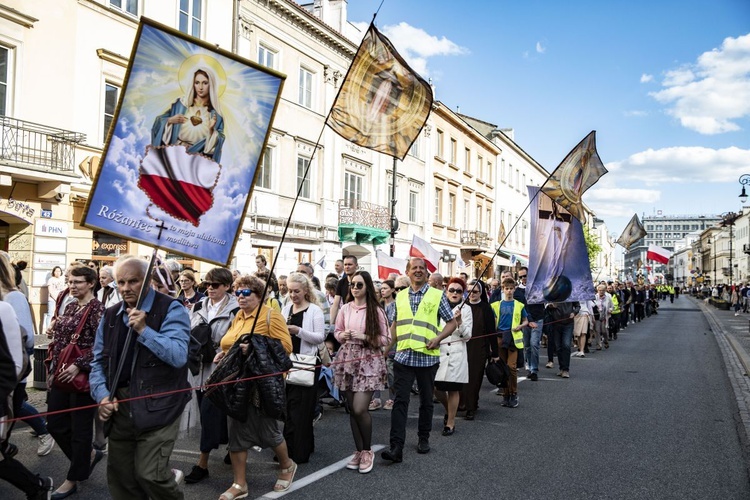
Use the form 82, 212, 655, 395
346, 0, 750, 238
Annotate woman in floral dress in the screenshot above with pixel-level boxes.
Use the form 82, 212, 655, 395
334, 271, 389, 474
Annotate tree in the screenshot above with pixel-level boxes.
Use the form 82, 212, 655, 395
583, 224, 602, 270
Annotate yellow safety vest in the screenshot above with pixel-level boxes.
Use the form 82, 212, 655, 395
490, 300, 525, 349
611, 294, 621, 314
395, 287, 443, 356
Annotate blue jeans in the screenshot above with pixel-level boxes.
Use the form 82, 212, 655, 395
552, 322, 574, 371
523, 319, 543, 374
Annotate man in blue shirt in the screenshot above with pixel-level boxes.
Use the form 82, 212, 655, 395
90, 257, 190, 499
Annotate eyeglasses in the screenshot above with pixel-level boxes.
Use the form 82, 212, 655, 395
394, 286, 407, 292
68, 280, 88, 286
518, 275, 527, 279
351, 282, 365, 290
205, 282, 224, 289
447, 288, 463, 294
234, 289, 253, 297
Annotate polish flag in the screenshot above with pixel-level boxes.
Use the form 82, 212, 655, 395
376, 250, 406, 280
409, 234, 440, 273
138, 145, 221, 226
647, 244, 672, 265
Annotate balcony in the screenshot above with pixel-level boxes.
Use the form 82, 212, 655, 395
0, 116, 85, 173
338, 198, 390, 245
461, 230, 489, 249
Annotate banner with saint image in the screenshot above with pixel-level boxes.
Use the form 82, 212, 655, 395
82, 18, 285, 265
526, 186, 595, 304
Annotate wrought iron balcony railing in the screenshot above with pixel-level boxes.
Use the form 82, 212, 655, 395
0, 115, 85, 173
338, 198, 390, 232
461, 230, 489, 248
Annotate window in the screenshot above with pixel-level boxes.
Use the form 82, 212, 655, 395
409, 135, 421, 159
436, 129, 444, 158
487, 162, 493, 184
508, 212, 513, 236
450, 138, 457, 164
103, 83, 119, 143
477, 155, 483, 180
296, 249, 312, 264
500, 159, 506, 183
508, 164, 514, 187
258, 44, 277, 69
500, 209, 505, 231
435, 188, 442, 223
344, 171, 363, 205
0, 46, 9, 116
409, 191, 418, 222
476, 205, 482, 230
515, 169, 520, 190
515, 215, 520, 243
464, 199, 470, 228
486, 208, 491, 234
465, 148, 471, 173
257, 147, 273, 189
297, 156, 311, 198
448, 193, 456, 226
298, 67, 313, 108
179, 0, 201, 37
522, 174, 526, 191
110, 0, 137, 16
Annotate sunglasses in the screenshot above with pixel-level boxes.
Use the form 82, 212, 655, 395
518, 275, 527, 279
447, 287, 463, 294
469, 288, 481, 294
351, 282, 365, 290
234, 289, 253, 297
205, 282, 224, 289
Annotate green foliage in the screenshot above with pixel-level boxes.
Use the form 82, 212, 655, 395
583, 224, 602, 268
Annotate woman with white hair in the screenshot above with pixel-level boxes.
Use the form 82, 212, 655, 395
151, 66, 226, 161
96, 265, 121, 309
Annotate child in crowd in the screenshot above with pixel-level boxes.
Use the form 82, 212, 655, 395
490, 278, 528, 408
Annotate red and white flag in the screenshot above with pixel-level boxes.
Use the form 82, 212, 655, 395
409, 234, 440, 273
139, 145, 221, 226
376, 250, 406, 280
647, 244, 672, 264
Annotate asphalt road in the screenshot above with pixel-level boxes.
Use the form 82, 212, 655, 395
6, 296, 750, 499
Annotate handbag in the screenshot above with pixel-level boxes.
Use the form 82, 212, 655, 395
286, 353, 317, 387
485, 357, 510, 388
51, 303, 92, 393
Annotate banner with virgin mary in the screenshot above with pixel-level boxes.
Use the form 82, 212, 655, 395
82, 18, 285, 265
525, 186, 595, 304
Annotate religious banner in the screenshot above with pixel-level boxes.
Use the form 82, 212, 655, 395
525, 186, 595, 304
616, 213, 647, 250
328, 23, 433, 160
82, 18, 285, 266
541, 131, 607, 222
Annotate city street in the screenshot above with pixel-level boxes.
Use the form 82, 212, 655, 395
9, 295, 750, 499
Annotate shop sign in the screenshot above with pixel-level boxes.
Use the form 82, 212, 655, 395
92, 232, 128, 256
34, 219, 68, 238
34, 236, 67, 254
33, 252, 67, 270
0, 195, 35, 224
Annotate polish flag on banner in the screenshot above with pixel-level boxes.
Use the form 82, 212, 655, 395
409, 234, 440, 273
376, 250, 407, 280
139, 145, 220, 226
646, 244, 672, 264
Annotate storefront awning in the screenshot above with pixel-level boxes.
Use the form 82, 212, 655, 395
338, 224, 389, 246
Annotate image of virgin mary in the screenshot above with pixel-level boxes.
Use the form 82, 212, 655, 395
151, 66, 226, 162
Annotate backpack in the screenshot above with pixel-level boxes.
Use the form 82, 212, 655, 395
188, 305, 240, 376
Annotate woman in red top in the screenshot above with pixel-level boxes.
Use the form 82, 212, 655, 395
46, 265, 105, 499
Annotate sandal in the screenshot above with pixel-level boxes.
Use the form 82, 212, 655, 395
219, 483, 248, 500
274, 461, 297, 492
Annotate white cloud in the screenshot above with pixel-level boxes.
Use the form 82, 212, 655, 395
536, 41, 546, 54
381, 22, 468, 77
649, 32, 750, 134
640, 73, 653, 83
605, 145, 750, 185
586, 188, 661, 203
624, 110, 648, 117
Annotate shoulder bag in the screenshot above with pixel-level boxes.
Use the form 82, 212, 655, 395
51, 303, 93, 393
285, 309, 318, 387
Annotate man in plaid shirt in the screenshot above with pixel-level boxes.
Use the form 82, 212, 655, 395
382, 257, 457, 463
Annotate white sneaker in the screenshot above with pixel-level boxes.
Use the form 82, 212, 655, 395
37, 433, 55, 456
172, 469, 184, 485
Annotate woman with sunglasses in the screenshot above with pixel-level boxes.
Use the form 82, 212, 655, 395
459, 279, 497, 420
183, 268, 239, 485
333, 271, 389, 474
216, 275, 296, 499
434, 277, 473, 435
280, 273, 325, 464
177, 270, 205, 313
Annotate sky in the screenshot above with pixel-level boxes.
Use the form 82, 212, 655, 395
345, 0, 750, 241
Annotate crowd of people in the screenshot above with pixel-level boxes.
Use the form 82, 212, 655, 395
0, 251, 689, 499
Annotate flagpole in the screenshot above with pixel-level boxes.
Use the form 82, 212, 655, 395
390, 156, 398, 257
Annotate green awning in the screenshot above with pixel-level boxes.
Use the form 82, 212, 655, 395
338, 224, 389, 246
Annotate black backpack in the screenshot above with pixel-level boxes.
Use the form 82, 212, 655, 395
188, 306, 239, 376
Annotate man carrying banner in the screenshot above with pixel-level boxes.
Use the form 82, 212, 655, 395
90, 256, 191, 499
382, 257, 457, 462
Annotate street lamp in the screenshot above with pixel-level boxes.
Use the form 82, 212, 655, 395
740, 174, 750, 205
708, 236, 716, 285
721, 212, 739, 285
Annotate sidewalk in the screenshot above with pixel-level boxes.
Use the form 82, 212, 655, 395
693, 295, 750, 463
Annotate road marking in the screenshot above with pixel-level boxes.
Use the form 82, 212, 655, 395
254, 444, 386, 499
